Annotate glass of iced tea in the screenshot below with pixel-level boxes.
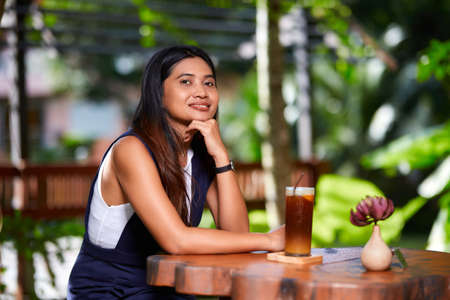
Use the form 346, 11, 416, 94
285, 186, 315, 256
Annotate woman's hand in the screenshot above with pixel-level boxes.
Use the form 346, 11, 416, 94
185, 119, 229, 165
267, 225, 285, 252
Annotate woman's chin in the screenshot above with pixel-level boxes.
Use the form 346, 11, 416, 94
191, 115, 214, 122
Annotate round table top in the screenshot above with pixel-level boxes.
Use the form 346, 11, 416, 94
147, 247, 450, 300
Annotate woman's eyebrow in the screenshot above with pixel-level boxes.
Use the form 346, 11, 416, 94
176, 73, 194, 79
175, 73, 214, 79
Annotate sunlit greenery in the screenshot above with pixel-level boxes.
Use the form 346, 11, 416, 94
1, 0, 449, 297
362, 123, 450, 251
361, 122, 450, 173
220, 69, 262, 162
417, 40, 450, 83
0, 212, 84, 292
199, 174, 428, 248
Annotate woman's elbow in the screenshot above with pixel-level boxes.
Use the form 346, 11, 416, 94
163, 242, 188, 255
159, 232, 191, 255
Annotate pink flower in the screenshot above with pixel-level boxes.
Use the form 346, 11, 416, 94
350, 196, 394, 226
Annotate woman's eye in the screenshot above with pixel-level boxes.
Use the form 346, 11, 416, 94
181, 79, 191, 85
205, 81, 215, 87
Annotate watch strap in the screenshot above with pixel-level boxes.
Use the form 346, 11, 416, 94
215, 161, 234, 174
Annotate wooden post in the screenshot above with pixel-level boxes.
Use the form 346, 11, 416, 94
293, 8, 313, 160
9, 0, 29, 166
256, 0, 293, 227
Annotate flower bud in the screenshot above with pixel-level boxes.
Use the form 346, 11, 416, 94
350, 209, 371, 226
350, 196, 395, 226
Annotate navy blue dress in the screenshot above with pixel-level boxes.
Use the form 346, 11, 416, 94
67, 131, 214, 299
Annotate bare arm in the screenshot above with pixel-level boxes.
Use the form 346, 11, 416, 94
206, 176, 249, 232
187, 119, 249, 232
111, 136, 283, 255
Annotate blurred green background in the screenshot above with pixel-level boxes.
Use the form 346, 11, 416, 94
0, 0, 448, 299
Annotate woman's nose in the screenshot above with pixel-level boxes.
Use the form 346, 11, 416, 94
193, 83, 207, 98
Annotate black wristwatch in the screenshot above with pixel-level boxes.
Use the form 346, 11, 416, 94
215, 160, 234, 174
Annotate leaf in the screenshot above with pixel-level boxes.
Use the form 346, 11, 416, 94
426, 191, 450, 252
378, 196, 427, 242
312, 175, 429, 246
361, 122, 450, 172
393, 248, 408, 268
417, 39, 450, 83
199, 209, 215, 229
397, 196, 428, 221
312, 174, 385, 246
249, 210, 270, 233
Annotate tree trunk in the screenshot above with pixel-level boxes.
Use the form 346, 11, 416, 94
256, 0, 293, 227
9, 0, 29, 166
7, 1, 34, 299
17, 252, 37, 300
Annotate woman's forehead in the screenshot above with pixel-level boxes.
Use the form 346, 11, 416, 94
169, 57, 213, 77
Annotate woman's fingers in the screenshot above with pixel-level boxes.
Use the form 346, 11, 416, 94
187, 119, 215, 133
186, 120, 219, 140
268, 224, 285, 252
185, 119, 229, 164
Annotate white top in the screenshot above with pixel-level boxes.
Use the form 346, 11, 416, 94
88, 146, 194, 249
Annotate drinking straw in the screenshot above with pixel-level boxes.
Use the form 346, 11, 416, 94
293, 172, 305, 193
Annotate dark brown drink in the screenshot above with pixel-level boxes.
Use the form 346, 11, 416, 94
285, 187, 315, 256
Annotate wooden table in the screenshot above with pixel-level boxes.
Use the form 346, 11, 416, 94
147, 247, 450, 300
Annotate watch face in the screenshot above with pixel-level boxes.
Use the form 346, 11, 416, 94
230, 160, 235, 170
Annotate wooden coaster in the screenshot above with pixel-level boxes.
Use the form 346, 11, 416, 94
267, 252, 323, 265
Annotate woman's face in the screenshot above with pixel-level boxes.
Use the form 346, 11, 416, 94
163, 57, 218, 132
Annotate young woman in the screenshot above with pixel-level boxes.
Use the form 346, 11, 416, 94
67, 45, 284, 299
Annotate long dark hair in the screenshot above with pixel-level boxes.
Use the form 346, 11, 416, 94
132, 45, 216, 225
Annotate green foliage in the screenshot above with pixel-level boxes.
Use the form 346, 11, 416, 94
417, 40, 450, 83
248, 210, 270, 233
0, 211, 84, 289
362, 123, 450, 251
0, 211, 84, 257
438, 191, 450, 244
31, 134, 94, 163
199, 209, 270, 233
42, 0, 99, 11
198, 209, 270, 232
312, 174, 427, 246
312, 56, 375, 174
205, 0, 244, 8
361, 121, 450, 174
132, 0, 197, 47
198, 174, 428, 247
220, 69, 262, 162
198, 209, 216, 229
298, 0, 371, 82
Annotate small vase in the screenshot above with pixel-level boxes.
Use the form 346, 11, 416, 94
361, 224, 392, 271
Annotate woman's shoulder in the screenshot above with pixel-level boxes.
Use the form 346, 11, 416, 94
110, 135, 154, 166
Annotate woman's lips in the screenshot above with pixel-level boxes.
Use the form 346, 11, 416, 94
189, 103, 210, 111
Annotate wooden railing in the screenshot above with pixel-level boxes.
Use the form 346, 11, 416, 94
1, 164, 98, 219
0, 160, 328, 219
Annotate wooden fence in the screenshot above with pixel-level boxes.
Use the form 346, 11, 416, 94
0, 160, 328, 219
